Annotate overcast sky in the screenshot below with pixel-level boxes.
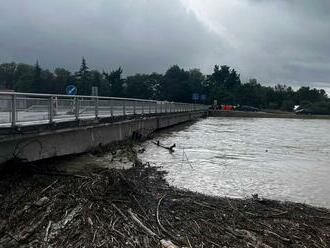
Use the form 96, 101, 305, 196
0, 0, 329, 91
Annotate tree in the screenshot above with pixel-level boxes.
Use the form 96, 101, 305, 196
79, 57, 89, 76
160, 65, 190, 102
54, 68, 72, 94
30, 61, 42, 93
295, 86, 327, 104
0, 60, 328, 114
0, 62, 17, 89
237, 79, 263, 107
89, 70, 101, 87
103, 67, 124, 97
125, 74, 156, 99
12, 63, 34, 92
205, 65, 242, 104
187, 69, 205, 96
75, 57, 91, 95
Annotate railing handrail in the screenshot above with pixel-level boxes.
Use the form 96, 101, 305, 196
0, 91, 206, 106
0, 91, 157, 103
0, 91, 209, 127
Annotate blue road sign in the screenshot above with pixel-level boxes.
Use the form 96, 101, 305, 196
66, 85, 77, 96
192, 93, 199, 101
200, 94, 207, 101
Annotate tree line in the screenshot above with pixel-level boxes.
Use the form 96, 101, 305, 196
0, 58, 329, 114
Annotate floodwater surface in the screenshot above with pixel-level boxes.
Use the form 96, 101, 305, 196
140, 117, 330, 208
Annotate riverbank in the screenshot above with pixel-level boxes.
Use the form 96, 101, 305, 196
0, 144, 330, 247
210, 110, 330, 119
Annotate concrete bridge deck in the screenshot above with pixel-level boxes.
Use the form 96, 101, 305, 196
0, 92, 208, 164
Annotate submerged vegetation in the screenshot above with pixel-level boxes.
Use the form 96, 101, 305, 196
0, 59, 329, 114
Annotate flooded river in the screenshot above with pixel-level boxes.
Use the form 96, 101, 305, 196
139, 117, 330, 208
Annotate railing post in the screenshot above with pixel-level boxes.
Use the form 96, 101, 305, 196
155, 102, 158, 113
133, 101, 136, 115
110, 100, 113, 117
95, 97, 99, 119
149, 101, 151, 114
123, 101, 126, 116
49, 96, 54, 124
74, 97, 79, 120
164, 102, 167, 113
11, 94, 16, 127
160, 102, 162, 113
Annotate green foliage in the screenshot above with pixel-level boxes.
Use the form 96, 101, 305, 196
161, 65, 190, 102
295, 86, 327, 104
309, 101, 330, 115
0, 60, 329, 114
53, 68, 72, 94
0, 62, 16, 89
281, 100, 295, 111
125, 74, 156, 99
204, 65, 241, 104
103, 67, 124, 97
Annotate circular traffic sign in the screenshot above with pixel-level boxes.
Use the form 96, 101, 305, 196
66, 85, 77, 96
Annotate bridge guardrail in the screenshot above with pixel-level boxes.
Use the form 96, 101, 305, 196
0, 92, 208, 127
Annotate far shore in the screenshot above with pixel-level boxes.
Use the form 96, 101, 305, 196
210, 110, 330, 120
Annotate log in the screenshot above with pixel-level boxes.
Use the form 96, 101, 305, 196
160, 239, 179, 248
127, 208, 157, 237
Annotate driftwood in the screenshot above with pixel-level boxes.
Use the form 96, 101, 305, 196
156, 194, 168, 234
112, 203, 128, 221
153, 141, 176, 152
0, 143, 330, 247
128, 208, 179, 248
128, 208, 157, 237
48, 205, 82, 240
160, 239, 179, 248
44, 220, 52, 242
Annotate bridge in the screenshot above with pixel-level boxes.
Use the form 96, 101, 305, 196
0, 92, 208, 164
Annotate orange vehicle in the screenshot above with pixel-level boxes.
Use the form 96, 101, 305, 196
222, 105, 234, 111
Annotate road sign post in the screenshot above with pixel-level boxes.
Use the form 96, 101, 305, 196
66, 85, 77, 115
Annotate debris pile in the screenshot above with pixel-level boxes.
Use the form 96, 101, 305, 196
0, 146, 330, 247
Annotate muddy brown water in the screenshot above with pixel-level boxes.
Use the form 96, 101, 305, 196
139, 117, 330, 208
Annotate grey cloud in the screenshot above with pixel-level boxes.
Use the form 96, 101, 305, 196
182, 0, 330, 88
0, 0, 222, 73
0, 0, 329, 90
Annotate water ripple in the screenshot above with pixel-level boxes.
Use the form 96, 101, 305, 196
140, 117, 330, 208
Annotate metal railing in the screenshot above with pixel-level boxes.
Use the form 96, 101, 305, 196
0, 92, 208, 127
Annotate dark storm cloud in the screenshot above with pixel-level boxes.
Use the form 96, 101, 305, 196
0, 0, 222, 73
0, 0, 330, 91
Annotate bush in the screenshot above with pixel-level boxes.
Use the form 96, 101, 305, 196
280, 100, 295, 111
309, 101, 330, 115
